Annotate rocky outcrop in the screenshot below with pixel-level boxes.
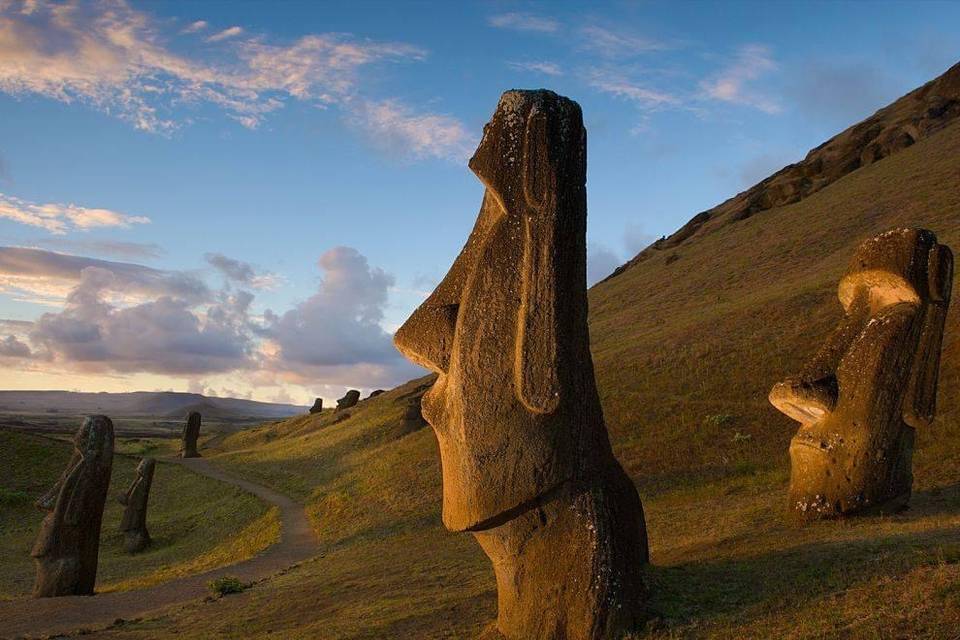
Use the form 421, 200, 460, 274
770, 228, 952, 521
394, 89, 649, 639
32, 415, 114, 597
608, 61, 960, 282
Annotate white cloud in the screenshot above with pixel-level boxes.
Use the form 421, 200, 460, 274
180, 19, 207, 34
0, 0, 469, 161
206, 25, 243, 42
507, 60, 562, 76
701, 44, 781, 114
349, 99, 476, 162
578, 25, 668, 58
587, 242, 622, 286
0, 192, 150, 234
487, 12, 559, 33
584, 68, 679, 109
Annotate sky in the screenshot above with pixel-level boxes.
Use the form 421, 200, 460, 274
0, 0, 958, 406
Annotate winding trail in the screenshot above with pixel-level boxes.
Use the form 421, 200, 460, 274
0, 457, 317, 640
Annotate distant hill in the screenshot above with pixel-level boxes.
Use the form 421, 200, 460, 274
0, 390, 305, 420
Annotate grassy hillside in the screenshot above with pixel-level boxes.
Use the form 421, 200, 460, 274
0, 430, 277, 599
76, 77, 960, 638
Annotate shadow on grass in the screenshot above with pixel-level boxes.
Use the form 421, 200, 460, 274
646, 523, 960, 627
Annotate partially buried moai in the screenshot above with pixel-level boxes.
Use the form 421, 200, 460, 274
394, 90, 649, 640
32, 415, 114, 597
770, 228, 953, 521
336, 390, 360, 411
180, 411, 201, 458
117, 457, 156, 553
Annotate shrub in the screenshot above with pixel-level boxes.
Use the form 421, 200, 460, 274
207, 575, 248, 596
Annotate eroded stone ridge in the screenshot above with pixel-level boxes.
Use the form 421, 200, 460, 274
394, 89, 649, 639
770, 228, 953, 521
118, 457, 156, 553
32, 415, 114, 597
180, 411, 201, 458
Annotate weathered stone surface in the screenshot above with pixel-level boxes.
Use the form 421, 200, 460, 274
180, 411, 201, 458
117, 457, 155, 553
394, 89, 649, 639
336, 390, 360, 411
309, 398, 323, 414
770, 228, 953, 521
32, 415, 114, 597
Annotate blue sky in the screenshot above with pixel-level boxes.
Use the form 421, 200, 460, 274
0, 0, 958, 404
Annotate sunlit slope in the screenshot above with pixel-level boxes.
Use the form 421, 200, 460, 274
590, 117, 960, 493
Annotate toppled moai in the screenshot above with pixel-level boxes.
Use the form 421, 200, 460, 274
394, 90, 649, 639
770, 228, 952, 521
32, 415, 114, 597
309, 398, 324, 414
336, 390, 360, 411
180, 411, 201, 458
368, 389, 385, 399
118, 457, 156, 553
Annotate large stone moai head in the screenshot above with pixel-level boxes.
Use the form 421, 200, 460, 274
118, 457, 156, 553
336, 390, 360, 411
32, 415, 114, 597
770, 228, 953, 521
309, 398, 323, 414
394, 90, 648, 639
181, 411, 201, 458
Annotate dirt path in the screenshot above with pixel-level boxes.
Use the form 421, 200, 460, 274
0, 458, 316, 639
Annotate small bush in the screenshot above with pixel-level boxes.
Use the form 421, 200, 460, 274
207, 575, 248, 596
702, 414, 736, 428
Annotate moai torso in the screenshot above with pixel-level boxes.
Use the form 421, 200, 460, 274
118, 457, 155, 552
770, 228, 953, 521
181, 411, 201, 458
394, 90, 649, 639
32, 415, 114, 597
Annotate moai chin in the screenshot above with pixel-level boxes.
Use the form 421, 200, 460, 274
32, 415, 114, 597
770, 228, 953, 521
118, 457, 156, 553
394, 90, 649, 639
180, 411, 201, 458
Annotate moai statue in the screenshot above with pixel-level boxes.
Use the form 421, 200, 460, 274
309, 398, 323, 414
336, 390, 360, 411
117, 457, 156, 553
770, 228, 953, 521
399, 400, 427, 435
32, 415, 114, 597
394, 90, 649, 640
180, 411, 201, 458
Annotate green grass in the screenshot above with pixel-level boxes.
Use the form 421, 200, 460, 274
0, 430, 276, 598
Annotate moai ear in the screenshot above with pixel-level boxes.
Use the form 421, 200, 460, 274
904, 243, 953, 427
514, 107, 561, 414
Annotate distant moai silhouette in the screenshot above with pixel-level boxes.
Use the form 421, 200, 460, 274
32, 415, 114, 597
394, 90, 649, 639
309, 398, 323, 414
770, 228, 953, 521
180, 411, 201, 458
336, 390, 360, 411
118, 457, 156, 553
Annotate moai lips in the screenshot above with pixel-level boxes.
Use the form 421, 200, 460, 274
394, 90, 649, 640
32, 415, 114, 597
770, 228, 953, 521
